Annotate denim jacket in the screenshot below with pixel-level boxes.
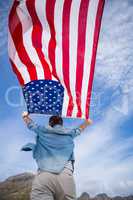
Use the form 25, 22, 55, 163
21, 121, 81, 173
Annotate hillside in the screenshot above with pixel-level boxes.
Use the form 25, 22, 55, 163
0, 173, 132, 200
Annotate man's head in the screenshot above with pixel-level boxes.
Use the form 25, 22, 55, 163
49, 115, 63, 127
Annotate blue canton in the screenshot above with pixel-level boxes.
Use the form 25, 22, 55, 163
23, 80, 64, 115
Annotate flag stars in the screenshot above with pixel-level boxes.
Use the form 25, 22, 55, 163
23, 80, 64, 115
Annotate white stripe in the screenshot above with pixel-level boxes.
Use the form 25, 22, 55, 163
81, 0, 99, 118
35, 0, 55, 80
8, 31, 30, 84
54, 0, 69, 116
16, 2, 45, 80
69, 0, 81, 118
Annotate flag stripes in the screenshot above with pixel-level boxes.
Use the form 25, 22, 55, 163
8, 0, 105, 119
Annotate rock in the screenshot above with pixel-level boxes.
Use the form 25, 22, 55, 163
78, 192, 90, 200
0, 173, 35, 200
95, 193, 110, 200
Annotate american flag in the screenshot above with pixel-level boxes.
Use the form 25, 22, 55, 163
8, 0, 105, 119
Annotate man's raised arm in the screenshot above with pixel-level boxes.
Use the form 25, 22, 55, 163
22, 111, 40, 133
79, 119, 93, 132
71, 119, 93, 138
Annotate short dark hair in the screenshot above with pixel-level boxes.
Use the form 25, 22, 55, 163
49, 115, 63, 127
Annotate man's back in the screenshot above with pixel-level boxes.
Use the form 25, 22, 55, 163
22, 122, 81, 173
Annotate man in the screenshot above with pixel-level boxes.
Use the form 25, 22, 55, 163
22, 112, 92, 200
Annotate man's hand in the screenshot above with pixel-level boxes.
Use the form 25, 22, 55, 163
22, 111, 29, 118
79, 119, 93, 131
22, 111, 32, 124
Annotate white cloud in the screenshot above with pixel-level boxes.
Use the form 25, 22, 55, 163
0, 117, 37, 180
74, 108, 133, 197
95, 0, 133, 94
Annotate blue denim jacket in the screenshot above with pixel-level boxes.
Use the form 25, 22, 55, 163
21, 121, 81, 173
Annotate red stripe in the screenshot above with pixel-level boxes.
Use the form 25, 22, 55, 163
10, 59, 24, 86
62, 0, 74, 117
85, 0, 105, 119
26, 0, 52, 80
76, 0, 90, 118
46, 0, 59, 80
8, 1, 37, 82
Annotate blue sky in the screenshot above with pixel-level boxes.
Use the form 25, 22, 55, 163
0, 0, 133, 197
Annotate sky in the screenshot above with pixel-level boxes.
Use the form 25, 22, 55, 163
0, 0, 133, 197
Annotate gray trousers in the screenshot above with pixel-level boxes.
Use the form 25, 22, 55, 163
31, 168, 76, 200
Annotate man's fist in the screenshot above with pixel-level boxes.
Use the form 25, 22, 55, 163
22, 111, 29, 118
